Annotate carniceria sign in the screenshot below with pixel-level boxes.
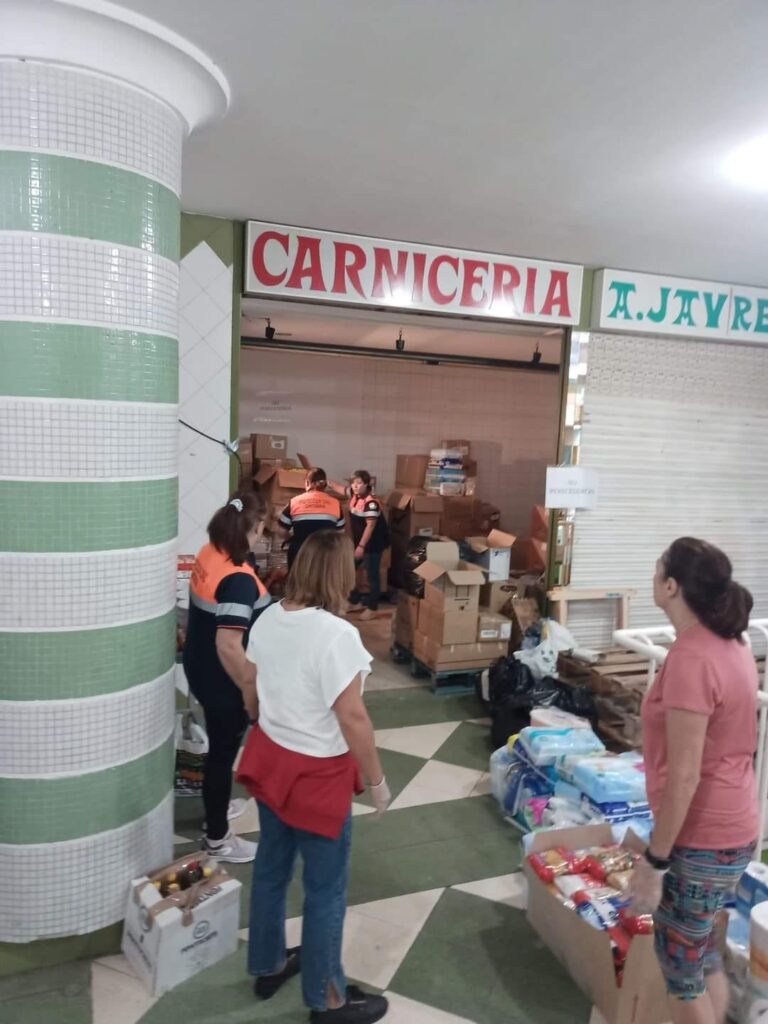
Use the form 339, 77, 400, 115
593, 268, 768, 342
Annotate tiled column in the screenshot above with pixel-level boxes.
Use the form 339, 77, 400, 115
0, 3, 228, 943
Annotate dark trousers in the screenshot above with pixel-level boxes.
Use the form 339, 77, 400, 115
350, 549, 382, 610
200, 704, 249, 840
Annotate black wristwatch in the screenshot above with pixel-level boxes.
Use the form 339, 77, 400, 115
644, 848, 672, 871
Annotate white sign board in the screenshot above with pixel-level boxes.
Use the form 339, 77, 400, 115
245, 221, 583, 325
593, 268, 768, 343
545, 467, 599, 509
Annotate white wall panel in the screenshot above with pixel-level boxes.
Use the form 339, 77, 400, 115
569, 333, 768, 647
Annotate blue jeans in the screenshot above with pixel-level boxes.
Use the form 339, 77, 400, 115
351, 550, 382, 610
248, 801, 351, 1011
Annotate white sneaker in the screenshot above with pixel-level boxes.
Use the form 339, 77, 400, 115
227, 798, 248, 820
202, 832, 257, 864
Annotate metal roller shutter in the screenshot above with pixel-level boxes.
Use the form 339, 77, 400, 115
568, 331, 768, 649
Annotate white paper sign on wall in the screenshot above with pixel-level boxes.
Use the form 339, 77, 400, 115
545, 467, 599, 509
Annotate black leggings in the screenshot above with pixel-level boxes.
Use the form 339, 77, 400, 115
200, 704, 249, 841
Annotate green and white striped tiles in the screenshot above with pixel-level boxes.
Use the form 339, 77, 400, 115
0, 59, 182, 941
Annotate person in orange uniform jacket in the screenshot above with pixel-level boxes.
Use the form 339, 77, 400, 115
347, 469, 390, 621
183, 490, 271, 864
278, 468, 346, 570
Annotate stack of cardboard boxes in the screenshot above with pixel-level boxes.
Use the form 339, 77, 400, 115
394, 539, 512, 672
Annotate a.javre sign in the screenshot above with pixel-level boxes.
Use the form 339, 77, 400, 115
245, 221, 583, 325
594, 268, 768, 343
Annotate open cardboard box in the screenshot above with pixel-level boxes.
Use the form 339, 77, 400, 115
414, 541, 485, 612
387, 489, 443, 538
466, 529, 517, 581
524, 824, 669, 1024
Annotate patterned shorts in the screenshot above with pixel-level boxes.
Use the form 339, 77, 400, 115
654, 844, 754, 1000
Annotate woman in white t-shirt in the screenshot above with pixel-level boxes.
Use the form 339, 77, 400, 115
237, 530, 391, 1024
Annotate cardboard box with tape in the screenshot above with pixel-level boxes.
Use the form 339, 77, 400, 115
122, 853, 242, 995
395, 454, 429, 490
477, 610, 512, 642
413, 541, 485, 613
251, 433, 288, 461
413, 632, 506, 671
387, 490, 443, 539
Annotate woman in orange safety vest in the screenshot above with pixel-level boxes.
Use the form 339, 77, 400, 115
278, 468, 346, 570
183, 489, 271, 864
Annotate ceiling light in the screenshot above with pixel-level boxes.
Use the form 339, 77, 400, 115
395, 329, 405, 352
724, 134, 768, 191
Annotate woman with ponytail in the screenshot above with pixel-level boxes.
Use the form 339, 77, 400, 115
630, 538, 757, 1023
183, 490, 271, 863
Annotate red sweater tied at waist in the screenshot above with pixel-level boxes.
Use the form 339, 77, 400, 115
236, 726, 364, 839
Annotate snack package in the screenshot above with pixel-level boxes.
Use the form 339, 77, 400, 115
607, 869, 634, 893
573, 891, 621, 931
618, 907, 654, 935
545, 884, 575, 910
582, 845, 637, 882
555, 874, 617, 899
528, 848, 587, 883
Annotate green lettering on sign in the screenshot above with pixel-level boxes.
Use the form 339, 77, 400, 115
755, 298, 768, 334
606, 281, 636, 320
703, 292, 728, 329
673, 289, 699, 327
647, 287, 671, 323
731, 295, 752, 332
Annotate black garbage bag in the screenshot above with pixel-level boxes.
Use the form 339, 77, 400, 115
404, 536, 431, 597
488, 658, 596, 747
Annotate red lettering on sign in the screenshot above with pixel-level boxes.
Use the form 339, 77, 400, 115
540, 270, 571, 318
427, 254, 459, 306
412, 252, 426, 303
285, 235, 326, 292
523, 267, 538, 315
460, 259, 489, 309
332, 242, 367, 297
491, 263, 522, 310
371, 247, 408, 299
252, 230, 289, 287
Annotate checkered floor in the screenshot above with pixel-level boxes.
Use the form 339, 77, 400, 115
2, 681, 614, 1024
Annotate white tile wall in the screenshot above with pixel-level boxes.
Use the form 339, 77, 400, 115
240, 349, 560, 534
178, 241, 234, 556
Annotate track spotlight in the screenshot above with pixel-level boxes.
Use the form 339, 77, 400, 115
531, 343, 542, 365
395, 329, 405, 352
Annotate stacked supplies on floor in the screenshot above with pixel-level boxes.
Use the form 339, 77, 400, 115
424, 447, 466, 496
728, 862, 768, 1021
490, 721, 653, 838
489, 724, 604, 832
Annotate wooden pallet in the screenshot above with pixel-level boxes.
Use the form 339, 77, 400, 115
390, 643, 484, 696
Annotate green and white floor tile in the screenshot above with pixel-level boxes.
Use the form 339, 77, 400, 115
1, 678, 612, 1024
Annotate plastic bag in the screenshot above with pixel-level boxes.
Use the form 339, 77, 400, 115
174, 710, 208, 797
514, 618, 579, 681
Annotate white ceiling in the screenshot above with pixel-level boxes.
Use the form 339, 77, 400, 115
124, 0, 768, 285
241, 298, 562, 362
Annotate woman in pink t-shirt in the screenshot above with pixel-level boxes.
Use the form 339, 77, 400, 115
631, 537, 757, 1024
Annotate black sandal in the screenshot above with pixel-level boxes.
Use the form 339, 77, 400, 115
254, 946, 301, 1000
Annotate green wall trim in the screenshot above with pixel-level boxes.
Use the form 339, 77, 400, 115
181, 212, 235, 266
0, 739, 174, 844
578, 268, 595, 330
0, 322, 178, 402
0, 611, 176, 701
0, 479, 178, 552
0, 151, 179, 260
0, 924, 121, 977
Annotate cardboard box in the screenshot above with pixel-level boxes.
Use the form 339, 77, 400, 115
387, 490, 443, 538
419, 600, 478, 645
480, 578, 528, 613
255, 465, 307, 506
414, 541, 485, 612
122, 865, 242, 995
466, 529, 517, 581
525, 824, 668, 1024
507, 597, 541, 649
417, 634, 507, 670
440, 496, 479, 540
531, 504, 550, 543
440, 439, 471, 458
511, 537, 548, 573
477, 610, 512, 642
394, 617, 415, 649
251, 433, 288, 461
395, 454, 429, 490
396, 592, 421, 631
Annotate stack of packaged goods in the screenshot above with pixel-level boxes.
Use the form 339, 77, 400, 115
424, 447, 466, 496
490, 724, 653, 838
724, 862, 768, 1018
526, 844, 652, 987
